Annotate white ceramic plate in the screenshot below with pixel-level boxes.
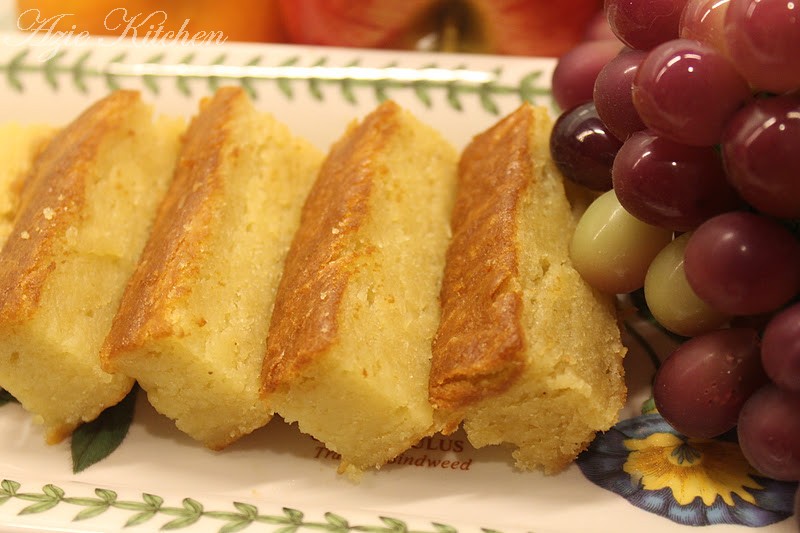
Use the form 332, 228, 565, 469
0, 30, 796, 533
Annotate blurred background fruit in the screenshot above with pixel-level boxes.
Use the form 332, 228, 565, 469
456, 0, 603, 56
280, 0, 441, 48
277, 0, 441, 50
16, 0, 604, 56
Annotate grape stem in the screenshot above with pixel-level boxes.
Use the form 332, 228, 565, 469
624, 321, 662, 370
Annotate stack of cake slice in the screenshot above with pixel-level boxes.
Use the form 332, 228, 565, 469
0, 90, 627, 476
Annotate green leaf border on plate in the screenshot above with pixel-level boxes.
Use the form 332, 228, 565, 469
0, 46, 553, 114
0, 479, 509, 533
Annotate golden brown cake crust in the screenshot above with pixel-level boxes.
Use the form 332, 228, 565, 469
260, 101, 402, 394
428, 105, 540, 413
0, 90, 140, 325
102, 87, 246, 357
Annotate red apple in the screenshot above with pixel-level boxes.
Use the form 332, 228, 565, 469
279, 0, 604, 56
278, 0, 440, 49
464, 0, 604, 56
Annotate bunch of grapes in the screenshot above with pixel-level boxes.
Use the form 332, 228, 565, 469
549, 0, 800, 516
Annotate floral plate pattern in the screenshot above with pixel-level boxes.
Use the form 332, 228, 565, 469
578, 412, 796, 527
0, 29, 796, 533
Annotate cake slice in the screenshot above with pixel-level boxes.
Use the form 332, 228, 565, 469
429, 103, 627, 474
0, 91, 184, 443
102, 87, 323, 450
0, 123, 56, 242
261, 100, 458, 474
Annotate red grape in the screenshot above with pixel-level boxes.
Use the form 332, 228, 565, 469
552, 39, 624, 112
612, 130, 741, 231
722, 95, 800, 218
604, 0, 688, 50
737, 384, 800, 481
584, 10, 619, 41
593, 49, 647, 141
632, 38, 751, 146
679, 0, 731, 56
654, 328, 767, 438
761, 303, 800, 393
550, 102, 623, 191
724, 0, 800, 93
684, 211, 800, 316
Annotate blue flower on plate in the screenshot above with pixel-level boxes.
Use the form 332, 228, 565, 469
577, 412, 798, 527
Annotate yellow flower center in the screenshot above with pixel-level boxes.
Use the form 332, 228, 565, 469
623, 432, 764, 506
